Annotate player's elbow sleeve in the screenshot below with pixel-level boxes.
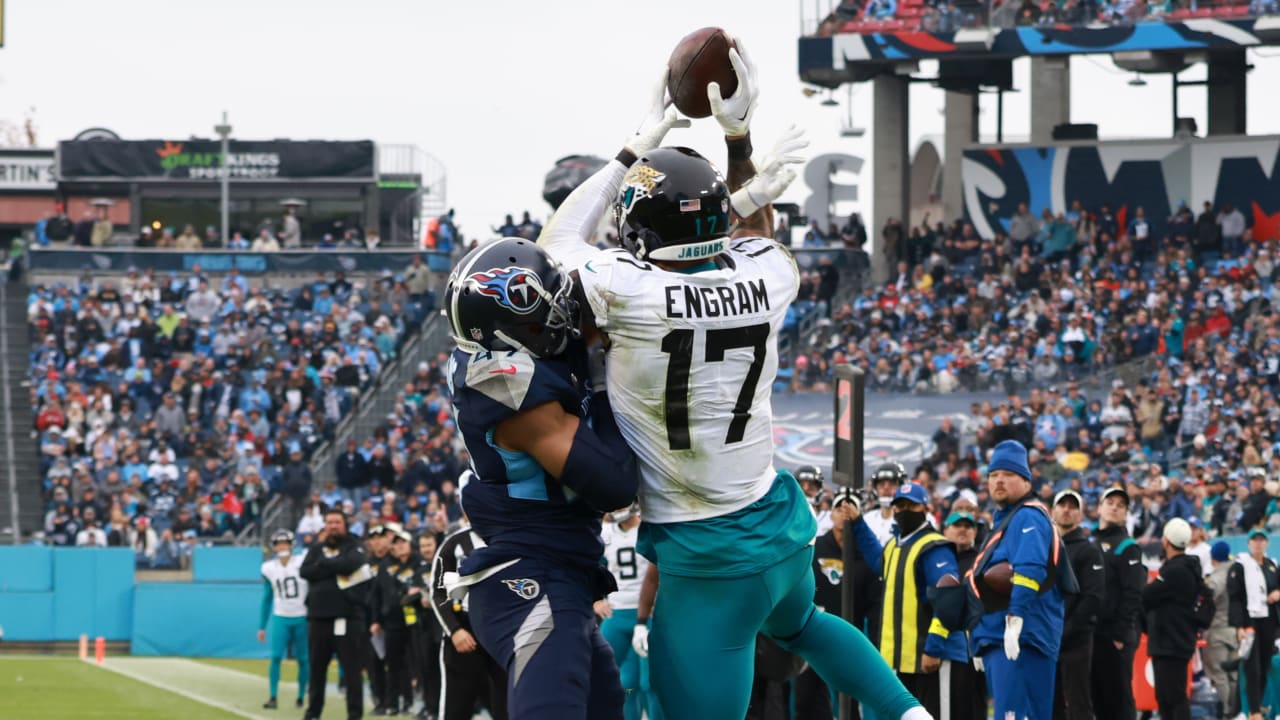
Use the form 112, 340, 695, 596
560, 419, 638, 513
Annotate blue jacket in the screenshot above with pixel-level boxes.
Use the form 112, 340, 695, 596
854, 519, 965, 662
970, 500, 1065, 660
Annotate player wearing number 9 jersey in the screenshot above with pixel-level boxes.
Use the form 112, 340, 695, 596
259, 529, 310, 710
537, 68, 927, 720
599, 504, 658, 720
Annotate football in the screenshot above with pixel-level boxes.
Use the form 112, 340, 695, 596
982, 561, 1015, 596
667, 27, 738, 119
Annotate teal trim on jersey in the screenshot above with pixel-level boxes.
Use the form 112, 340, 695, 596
673, 261, 719, 275
266, 614, 309, 700
485, 428, 549, 501
636, 471, 817, 578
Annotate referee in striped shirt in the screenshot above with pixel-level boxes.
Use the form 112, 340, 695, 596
430, 522, 508, 720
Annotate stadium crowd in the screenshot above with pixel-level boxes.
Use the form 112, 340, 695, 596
786, 200, 1278, 397
28, 264, 433, 567
817, 0, 1278, 35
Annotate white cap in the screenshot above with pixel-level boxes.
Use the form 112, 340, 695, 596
1163, 518, 1192, 549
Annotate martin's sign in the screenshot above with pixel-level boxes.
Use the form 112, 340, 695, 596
0, 151, 56, 191
57, 139, 375, 181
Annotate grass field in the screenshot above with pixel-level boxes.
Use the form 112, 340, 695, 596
0, 655, 368, 719
194, 657, 341, 685
0, 657, 242, 719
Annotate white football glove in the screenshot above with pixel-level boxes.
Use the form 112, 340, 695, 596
707, 39, 759, 138
628, 71, 691, 156
631, 623, 650, 658
730, 125, 809, 218
973, 655, 985, 673
1004, 615, 1023, 661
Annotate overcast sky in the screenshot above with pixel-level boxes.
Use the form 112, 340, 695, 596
4, 0, 1280, 235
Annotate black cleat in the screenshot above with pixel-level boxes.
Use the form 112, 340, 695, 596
371, 706, 389, 717
295, 697, 304, 709
262, 697, 277, 709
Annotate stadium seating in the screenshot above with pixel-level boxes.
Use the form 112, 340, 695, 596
822, 0, 1265, 34
27, 264, 431, 563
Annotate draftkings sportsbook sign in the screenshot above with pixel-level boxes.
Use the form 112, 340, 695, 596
57, 139, 375, 181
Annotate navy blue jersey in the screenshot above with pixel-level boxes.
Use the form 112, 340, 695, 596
447, 346, 604, 572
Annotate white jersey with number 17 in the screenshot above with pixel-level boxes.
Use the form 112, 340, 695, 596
568, 236, 798, 524
261, 555, 309, 618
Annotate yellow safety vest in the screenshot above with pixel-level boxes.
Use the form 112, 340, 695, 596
879, 530, 949, 673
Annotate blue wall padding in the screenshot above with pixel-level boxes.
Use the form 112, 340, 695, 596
0, 592, 55, 640
193, 547, 265, 582
92, 549, 135, 640
0, 546, 53, 592
131, 582, 267, 658
52, 548, 96, 640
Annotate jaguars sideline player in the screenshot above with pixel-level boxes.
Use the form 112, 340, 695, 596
258, 529, 309, 710
596, 503, 661, 720
537, 41, 928, 720
442, 237, 640, 719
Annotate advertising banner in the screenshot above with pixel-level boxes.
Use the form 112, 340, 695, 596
58, 140, 375, 181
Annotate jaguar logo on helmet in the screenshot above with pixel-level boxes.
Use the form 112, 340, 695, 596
465, 267, 547, 315
619, 165, 666, 213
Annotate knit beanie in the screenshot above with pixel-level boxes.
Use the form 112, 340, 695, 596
988, 440, 1032, 483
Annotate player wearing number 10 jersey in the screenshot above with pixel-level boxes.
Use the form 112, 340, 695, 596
259, 529, 309, 710
537, 70, 927, 720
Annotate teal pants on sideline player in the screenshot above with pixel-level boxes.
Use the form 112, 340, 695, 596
267, 615, 309, 701
600, 608, 662, 720
649, 544, 920, 720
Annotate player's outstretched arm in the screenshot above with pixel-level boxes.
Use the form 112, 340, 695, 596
539, 70, 689, 268
258, 578, 273, 633
729, 125, 808, 240
493, 397, 638, 513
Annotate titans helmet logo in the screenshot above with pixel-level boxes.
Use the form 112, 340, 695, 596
466, 267, 547, 315
502, 578, 541, 600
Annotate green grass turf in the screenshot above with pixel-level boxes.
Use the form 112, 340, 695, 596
0, 657, 242, 719
193, 656, 341, 684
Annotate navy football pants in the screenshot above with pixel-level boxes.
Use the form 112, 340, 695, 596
468, 557, 625, 720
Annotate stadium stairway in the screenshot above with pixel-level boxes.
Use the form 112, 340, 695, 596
0, 277, 41, 542
249, 312, 452, 541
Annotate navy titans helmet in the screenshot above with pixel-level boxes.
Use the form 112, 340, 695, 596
444, 238, 580, 358
614, 147, 731, 263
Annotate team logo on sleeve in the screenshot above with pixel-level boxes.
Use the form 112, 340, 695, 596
466, 268, 546, 315
619, 165, 666, 213
502, 578, 541, 600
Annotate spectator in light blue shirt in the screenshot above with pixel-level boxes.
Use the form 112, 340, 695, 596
238, 381, 271, 416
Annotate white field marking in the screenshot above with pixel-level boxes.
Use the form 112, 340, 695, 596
87, 656, 266, 720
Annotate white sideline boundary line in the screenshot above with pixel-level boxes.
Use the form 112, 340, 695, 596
85, 657, 268, 720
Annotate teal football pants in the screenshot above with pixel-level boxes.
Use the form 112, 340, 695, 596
648, 544, 920, 720
600, 608, 662, 720
267, 615, 309, 700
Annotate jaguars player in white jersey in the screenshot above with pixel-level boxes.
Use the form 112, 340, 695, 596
258, 529, 309, 710
596, 503, 658, 720
538, 44, 928, 720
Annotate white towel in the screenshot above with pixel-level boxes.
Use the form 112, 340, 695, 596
1238, 552, 1270, 619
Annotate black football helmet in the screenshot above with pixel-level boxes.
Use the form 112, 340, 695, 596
444, 238, 580, 358
872, 462, 907, 486
269, 529, 294, 546
795, 465, 824, 486
614, 147, 731, 262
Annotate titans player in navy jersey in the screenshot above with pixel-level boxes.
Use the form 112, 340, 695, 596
442, 237, 639, 720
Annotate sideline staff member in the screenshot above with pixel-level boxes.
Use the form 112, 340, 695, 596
968, 440, 1066, 720
300, 508, 373, 720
